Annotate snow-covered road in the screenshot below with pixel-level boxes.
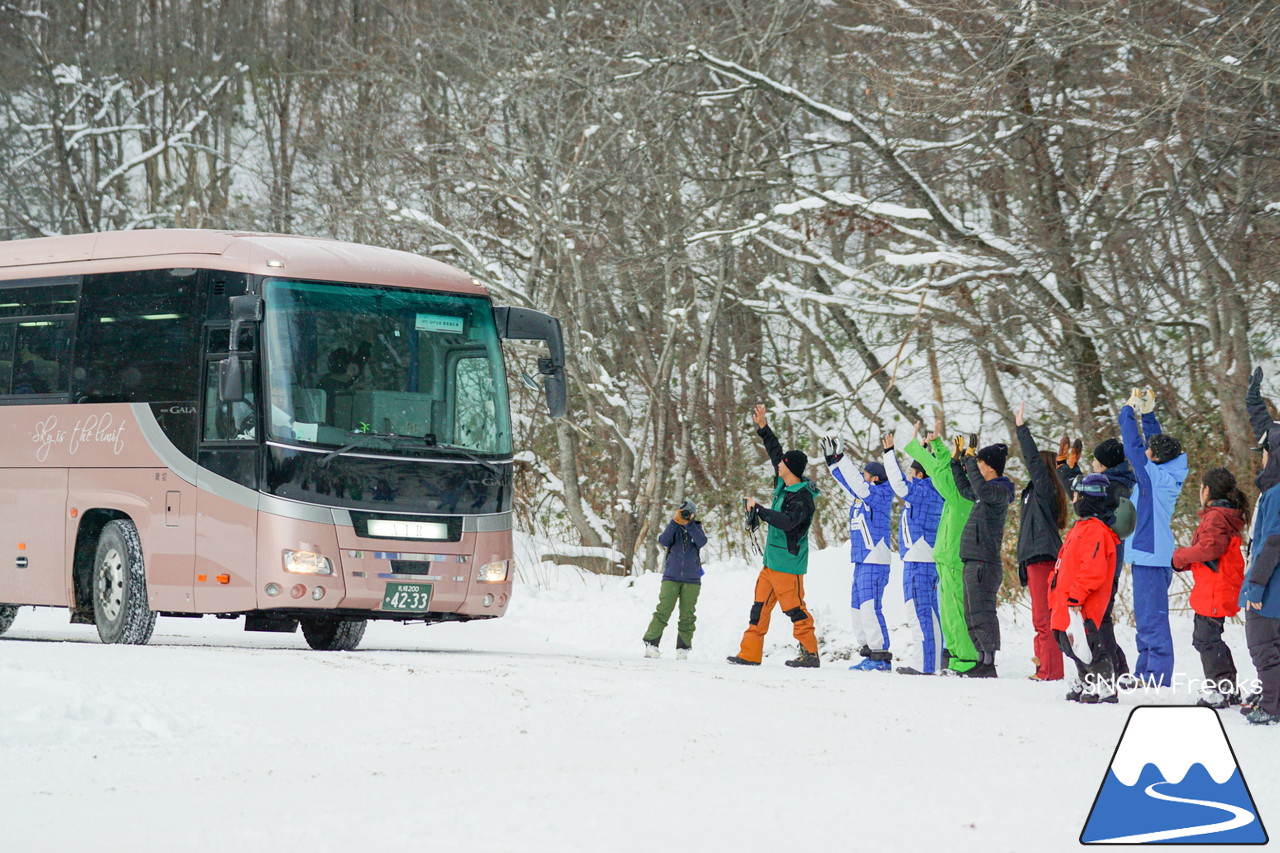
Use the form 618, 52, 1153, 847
3, 546, 1275, 852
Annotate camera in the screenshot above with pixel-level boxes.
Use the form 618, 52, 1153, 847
744, 498, 761, 532
678, 498, 696, 522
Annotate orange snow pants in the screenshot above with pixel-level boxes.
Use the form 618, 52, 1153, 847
737, 567, 818, 663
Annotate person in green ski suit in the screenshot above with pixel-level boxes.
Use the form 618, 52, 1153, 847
904, 419, 980, 674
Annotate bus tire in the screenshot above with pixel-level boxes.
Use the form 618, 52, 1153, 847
0, 604, 16, 635
300, 617, 366, 651
92, 519, 157, 645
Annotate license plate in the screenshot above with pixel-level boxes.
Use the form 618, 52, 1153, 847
381, 582, 433, 612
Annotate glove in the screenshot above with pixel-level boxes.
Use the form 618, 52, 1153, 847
1056, 436, 1070, 465
1125, 387, 1142, 411
952, 435, 966, 460
1066, 606, 1093, 666
1140, 389, 1156, 415
1068, 438, 1082, 469
1247, 366, 1264, 406
673, 512, 688, 525
965, 433, 979, 457
819, 435, 841, 466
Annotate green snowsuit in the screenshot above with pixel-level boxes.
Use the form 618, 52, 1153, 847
905, 437, 979, 673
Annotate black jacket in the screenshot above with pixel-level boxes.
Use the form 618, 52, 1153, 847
753, 426, 819, 565
1015, 425, 1065, 579
952, 455, 1016, 565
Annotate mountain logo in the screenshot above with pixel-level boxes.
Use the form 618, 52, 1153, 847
1080, 705, 1268, 844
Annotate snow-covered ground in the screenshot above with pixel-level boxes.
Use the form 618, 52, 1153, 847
3, 543, 1275, 852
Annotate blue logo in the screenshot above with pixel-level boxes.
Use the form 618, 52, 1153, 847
1081, 706, 1267, 844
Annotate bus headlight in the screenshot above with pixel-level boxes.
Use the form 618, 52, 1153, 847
283, 550, 334, 575
477, 560, 510, 583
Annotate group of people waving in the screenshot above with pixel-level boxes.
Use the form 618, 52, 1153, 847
642, 378, 1280, 726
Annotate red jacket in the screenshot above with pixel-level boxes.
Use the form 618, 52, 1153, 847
1173, 503, 1247, 618
1050, 517, 1119, 631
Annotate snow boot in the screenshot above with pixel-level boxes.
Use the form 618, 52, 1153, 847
1196, 686, 1238, 710
895, 666, 933, 675
676, 648, 689, 661
726, 655, 760, 666
785, 647, 820, 668
962, 662, 998, 678
1065, 679, 1085, 702
849, 657, 889, 672
1082, 678, 1119, 705
1245, 706, 1280, 726
1240, 688, 1262, 714
644, 642, 660, 659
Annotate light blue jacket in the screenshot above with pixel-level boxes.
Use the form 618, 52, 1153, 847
1119, 405, 1187, 566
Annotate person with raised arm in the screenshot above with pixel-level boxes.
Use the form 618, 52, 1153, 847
1119, 388, 1187, 687
727, 404, 822, 668
1014, 403, 1070, 682
819, 433, 895, 671
883, 425, 945, 675
1240, 367, 1280, 725
950, 433, 1016, 678
903, 418, 979, 674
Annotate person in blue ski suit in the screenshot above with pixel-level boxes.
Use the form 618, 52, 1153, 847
821, 435, 895, 671
1242, 366, 1280, 725
883, 426, 945, 675
1119, 388, 1187, 686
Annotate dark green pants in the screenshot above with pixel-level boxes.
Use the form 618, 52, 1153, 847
644, 580, 701, 649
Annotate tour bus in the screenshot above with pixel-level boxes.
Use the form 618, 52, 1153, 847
0, 230, 565, 650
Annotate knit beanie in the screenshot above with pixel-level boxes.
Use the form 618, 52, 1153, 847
863, 461, 887, 483
1072, 473, 1116, 522
782, 450, 808, 479
1148, 434, 1182, 465
1093, 438, 1125, 470
976, 443, 1008, 476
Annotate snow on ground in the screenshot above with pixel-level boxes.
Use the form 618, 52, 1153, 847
3, 541, 1276, 853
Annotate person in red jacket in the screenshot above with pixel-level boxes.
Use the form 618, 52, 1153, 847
1051, 473, 1121, 704
1172, 467, 1250, 709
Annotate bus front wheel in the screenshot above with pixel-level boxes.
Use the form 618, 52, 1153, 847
300, 617, 366, 651
92, 520, 157, 645
0, 604, 16, 635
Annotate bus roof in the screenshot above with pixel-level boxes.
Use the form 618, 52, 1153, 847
0, 229, 485, 296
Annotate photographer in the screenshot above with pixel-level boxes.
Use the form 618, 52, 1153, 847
727, 404, 822, 668
642, 500, 706, 660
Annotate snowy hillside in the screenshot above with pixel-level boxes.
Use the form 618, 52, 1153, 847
3, 542, 1276, 853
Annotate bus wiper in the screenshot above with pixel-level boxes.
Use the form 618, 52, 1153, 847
317, 431, 418, 467
428, 443, 505, 478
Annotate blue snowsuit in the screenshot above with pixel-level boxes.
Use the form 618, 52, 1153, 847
1120, 404, 1187, 686
884, 448, 945, 673
828, 455, 895, 652
1243, 393, 1280, 716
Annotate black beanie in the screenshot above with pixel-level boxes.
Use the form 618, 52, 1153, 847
782, 450, 808, 479
1093, 438, 1125, 469
977, 443, 1008, 476
1148, 434, 1182, 464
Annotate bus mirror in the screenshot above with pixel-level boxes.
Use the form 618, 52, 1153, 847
228, 295, 263, 353
543, 373, 567, 419
218, 357, 246, 403
495, 306, 567, 419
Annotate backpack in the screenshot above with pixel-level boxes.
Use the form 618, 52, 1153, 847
1111, 497, 1137, 540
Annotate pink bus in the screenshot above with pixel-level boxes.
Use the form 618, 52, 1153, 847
0, 230, 564, 649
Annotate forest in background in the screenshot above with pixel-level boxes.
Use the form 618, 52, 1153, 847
2, 0, 1277, 579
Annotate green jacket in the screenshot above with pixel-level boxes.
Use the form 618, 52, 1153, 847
754, 426, 820, 574
905, 437, 972, 569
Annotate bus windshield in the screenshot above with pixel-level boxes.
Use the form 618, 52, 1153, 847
261, 278, 512, 457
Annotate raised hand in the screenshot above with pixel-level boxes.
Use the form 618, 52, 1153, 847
1247, 366, 1264, 406
1057, 436, 1070, 465
882, 432, 895, 451
819, 435, 841, 465
952, 435, 966, 459
911, 420, 921, 441
1069, 438, 1083, 468
1140, 389, 1156, 415
1125, 387, 1142, 411
752, 404, 767, 429
1015, 402, 1025, 427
